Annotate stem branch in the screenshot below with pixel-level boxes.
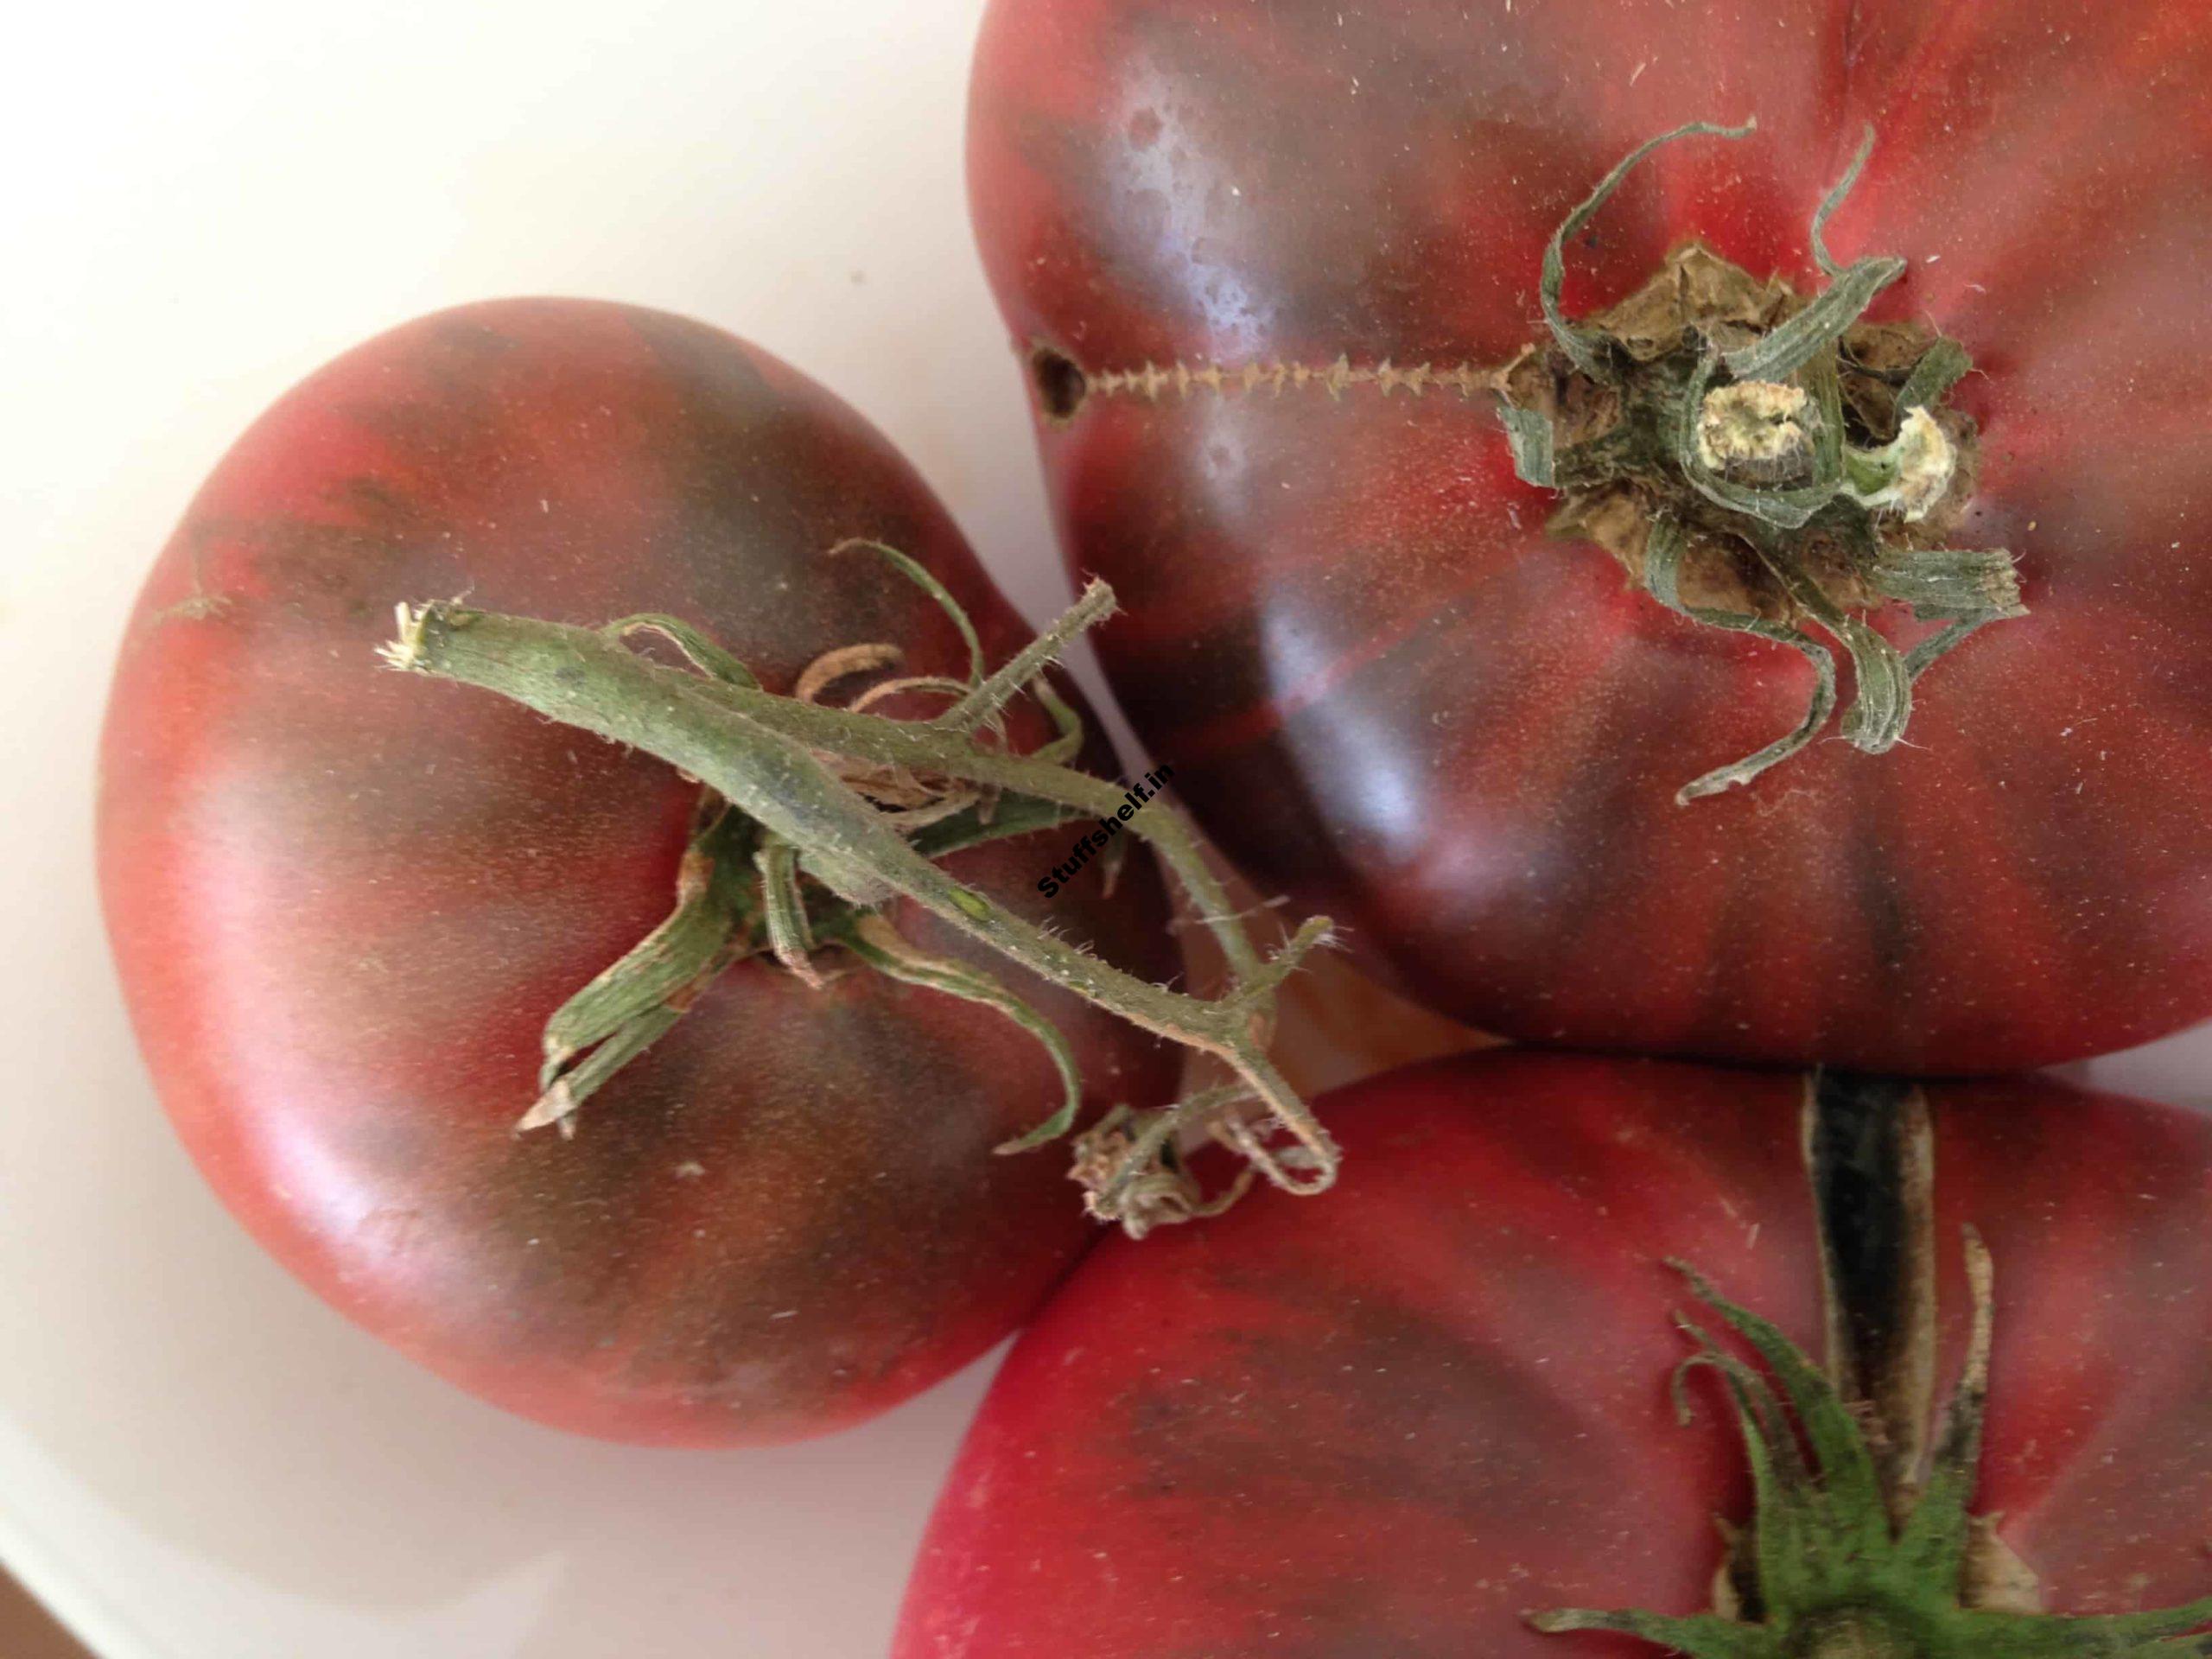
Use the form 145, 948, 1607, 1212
382, 594, 1337, 1229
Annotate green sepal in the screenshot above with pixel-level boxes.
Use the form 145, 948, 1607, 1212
535, 896, 734, 1090
1871, 547, 2024, 623
1904, 614, 2005, 681
1680, 448, 1835, 529
1897, 338, 1972, 415
1535, 1255, 2212, 1659
1670, 1332, 1822, 1602
1944, 1602, 2212, 1657
1643, 519, 1839, 803
839, 913, 1085, 1153
1530, 1608, 1777, 1658
602, 613, 761, 688
1869, 544, 2024, 694
385, 583, 1345, 1225
1809, 126, 1878, 278
1726, 128, 1903, 384
1831, 617, 1912, 754
1502, 404, 1558, 487
1723, 257, 1904, 385
907, 791, 1088, 861
1732, 512, 1912, 760
1541, 118, 1759, 379
531, 803, 758, 1110
832, 537, 988, 683
755, 834, 824, 984
1508, 117, 2031, 807
1671, 1263, 1891, 1606
520, 1003, 685, 1135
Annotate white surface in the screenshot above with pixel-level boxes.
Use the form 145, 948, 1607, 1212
0, 3, 1053, 1656
5, 4, 2212, 1657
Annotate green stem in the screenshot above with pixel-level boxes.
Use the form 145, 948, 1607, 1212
1535, 1075, 2212, 1659
671, 651, 1268, 981
382, 598, 1333, 1217
934, 578, 1116, 736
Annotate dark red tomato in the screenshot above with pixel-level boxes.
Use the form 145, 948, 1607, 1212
896, 1052, 2212, 1657
969, 0, 2212, 1071
98, 299, 1180, 1446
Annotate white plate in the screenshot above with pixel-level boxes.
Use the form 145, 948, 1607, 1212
1, 3, 1061, 1654
5, 3, 2209, 1655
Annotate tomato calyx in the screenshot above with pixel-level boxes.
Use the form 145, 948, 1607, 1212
1503, 121, 2026, 803
1533, 1075, 2212, 1659
378, 546, 1344, 1235
1021, 122, 2023, 807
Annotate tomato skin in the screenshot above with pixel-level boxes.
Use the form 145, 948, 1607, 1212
968, 0, 2212, 1071
98, 299, 1180, 1446
894, 1052, 2212, 1656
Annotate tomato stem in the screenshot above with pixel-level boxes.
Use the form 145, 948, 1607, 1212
1805, 1073, 1939, 1518
1533, 1074, 2212, 1659
380, 572, 1341, 1235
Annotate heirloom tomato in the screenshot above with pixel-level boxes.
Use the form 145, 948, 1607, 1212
969, 0, 2212, 1071
99, 299, 1179, 1445
898, 1051, 2212, 1657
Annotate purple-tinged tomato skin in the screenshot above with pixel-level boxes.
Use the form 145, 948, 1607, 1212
99, 299, 1180, 1446
897, 1052, 2212, 1656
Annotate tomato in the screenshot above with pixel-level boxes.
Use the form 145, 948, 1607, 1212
98, 298, 1182, 1446
896, 1051, 2212, 1657
968, 0, 2212, 1072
